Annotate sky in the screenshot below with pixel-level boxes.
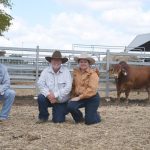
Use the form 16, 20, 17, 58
0, 0, 150, 50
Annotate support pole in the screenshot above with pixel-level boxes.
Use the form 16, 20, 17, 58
105, 49, 110, 101
34, 45, 39, 99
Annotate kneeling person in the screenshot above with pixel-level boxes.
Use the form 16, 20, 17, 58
37, 51, 72, 123
67, 53, 101, 125
0, 64, 16, 122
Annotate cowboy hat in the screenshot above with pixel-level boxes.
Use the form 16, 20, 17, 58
45, 50, 68, 64
74, 53, 95, 65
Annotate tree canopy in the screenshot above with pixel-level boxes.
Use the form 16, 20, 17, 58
0, 0, 13, 36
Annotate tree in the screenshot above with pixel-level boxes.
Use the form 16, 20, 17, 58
0, 0, 13, 36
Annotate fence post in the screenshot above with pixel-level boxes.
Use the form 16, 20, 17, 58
124, 46, 127, 52
105, 49, 110, 100
34, 45, 39, 99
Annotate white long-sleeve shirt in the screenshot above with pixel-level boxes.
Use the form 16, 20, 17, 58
37, 65, 72, 103
0, 64, 10, 95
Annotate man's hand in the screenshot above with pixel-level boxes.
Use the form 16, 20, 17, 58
49, 92, 55, 100
50, 98, 58, 104
70, 97, 80, 101
47, 92, 57, 104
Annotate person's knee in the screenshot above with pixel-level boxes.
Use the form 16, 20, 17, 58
85, 115, 93, 124
67, 103, 76, 112
9, 90, 16, 97
5, 89, 16, 99
53, 116, 65, 123
37, 94, 46, 104
85, 114, 101, 125
85, 110, 101, 125
85, 119, 100, 125
53, 113, 65, 123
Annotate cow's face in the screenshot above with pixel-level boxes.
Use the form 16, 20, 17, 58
121, 68, 128, 76
109, 64, 122, 78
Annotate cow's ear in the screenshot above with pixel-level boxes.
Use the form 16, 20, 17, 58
122, 68, 127, 76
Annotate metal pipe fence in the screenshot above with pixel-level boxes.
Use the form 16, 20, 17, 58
0, 46, 150, 98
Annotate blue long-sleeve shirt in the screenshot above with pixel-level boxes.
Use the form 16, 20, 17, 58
37, 65, 72, 103
0, 64, 10, 95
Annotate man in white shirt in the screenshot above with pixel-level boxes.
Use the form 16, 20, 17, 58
37, 50, 72, 123
0, 64, 16, 122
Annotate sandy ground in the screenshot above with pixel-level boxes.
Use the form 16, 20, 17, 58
0, 89, 150, 150
0, 104, 150, 150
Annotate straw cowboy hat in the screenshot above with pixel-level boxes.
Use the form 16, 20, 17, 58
45, 50, 68, 64
74, 53, 95, 65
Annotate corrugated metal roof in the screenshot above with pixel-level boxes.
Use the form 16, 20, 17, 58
127, 33, 150, 51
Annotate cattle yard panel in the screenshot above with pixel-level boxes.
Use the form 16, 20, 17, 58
0, 46, 150, 98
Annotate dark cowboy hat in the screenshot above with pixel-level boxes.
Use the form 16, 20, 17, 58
45, 50, 68, 64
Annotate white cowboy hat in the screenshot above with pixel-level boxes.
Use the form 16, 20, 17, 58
45, 50, 68, 64
74, 53, 95, 65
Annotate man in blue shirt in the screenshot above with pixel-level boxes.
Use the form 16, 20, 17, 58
37, 50, 72, 123
0, 64, 16, 122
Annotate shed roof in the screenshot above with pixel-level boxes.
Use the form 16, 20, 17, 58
127, 33, 150, 51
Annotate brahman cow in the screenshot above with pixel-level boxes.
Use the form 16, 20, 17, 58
109, 61, 150, 104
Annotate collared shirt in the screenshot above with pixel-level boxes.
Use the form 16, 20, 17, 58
0, 64, 10, 95
37, 65, 72, 103
71, 67, 99, 100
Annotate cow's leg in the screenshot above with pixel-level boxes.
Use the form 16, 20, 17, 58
149, 89, 150, 101
116, 84, 121, 104
146, 88, 150, 101
117, 90, 121, 104
125, 90, 130, 104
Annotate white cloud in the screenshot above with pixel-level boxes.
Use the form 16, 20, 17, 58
87, 0, 141, 10
101, 7, 150, 34
0, 0, 150, 50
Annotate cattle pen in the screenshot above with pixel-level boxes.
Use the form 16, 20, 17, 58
0, 45, 150, 99
0, 45, 150, 150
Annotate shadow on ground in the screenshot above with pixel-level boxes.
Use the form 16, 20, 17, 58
14, 96, 150, 107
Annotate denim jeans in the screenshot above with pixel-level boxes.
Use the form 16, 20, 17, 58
67, 93, 101, 125
0, 89, 16, 120
37, 94, 68, 123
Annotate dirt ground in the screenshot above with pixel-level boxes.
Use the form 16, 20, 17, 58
0, 90, 150, 150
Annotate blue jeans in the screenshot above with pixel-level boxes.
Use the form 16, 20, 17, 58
37, 94, 68, 123
67, 93, 101, 125
0, 89, 16, 120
